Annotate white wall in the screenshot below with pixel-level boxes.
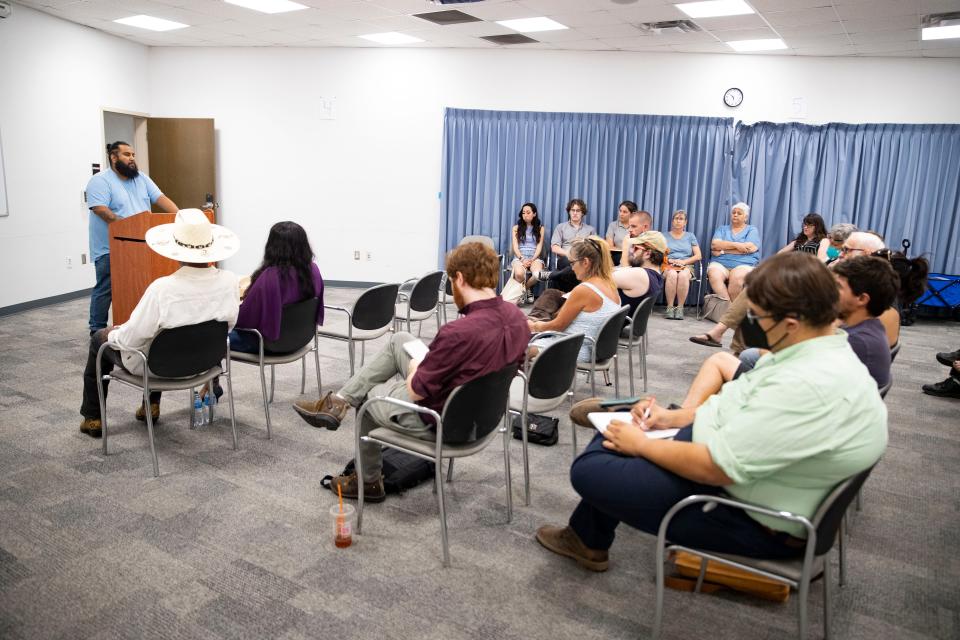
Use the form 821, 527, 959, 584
0, 5, 150, 308
147, 46, 960, 282
3, 3, 959, 308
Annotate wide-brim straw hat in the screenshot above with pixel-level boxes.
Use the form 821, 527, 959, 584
145, 208, 239, 263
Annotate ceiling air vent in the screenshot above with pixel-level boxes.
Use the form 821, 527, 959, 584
922, 11, 960, 27
414, 10, 482, 26
635, 20, 701, 35
481, 34, 539, 45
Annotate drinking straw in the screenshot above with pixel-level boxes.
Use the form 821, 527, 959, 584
337, 484, 343, 514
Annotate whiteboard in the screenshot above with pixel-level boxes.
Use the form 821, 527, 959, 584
0, 127, 7, 217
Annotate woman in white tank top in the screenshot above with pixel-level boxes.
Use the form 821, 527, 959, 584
529, 237, 622, 362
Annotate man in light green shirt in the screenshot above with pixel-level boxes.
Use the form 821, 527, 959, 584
536, 252, 887, 572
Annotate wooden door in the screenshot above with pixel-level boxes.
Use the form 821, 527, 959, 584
146, 118, 215, 216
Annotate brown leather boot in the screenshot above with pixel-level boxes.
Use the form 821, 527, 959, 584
135, 402, 160, 423
80, 418, 102, 438
535, 524, 609, 572
328, 471, 386, 503
293, 391, 351, 430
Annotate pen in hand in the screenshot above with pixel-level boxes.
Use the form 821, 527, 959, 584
634, 396, 655, 430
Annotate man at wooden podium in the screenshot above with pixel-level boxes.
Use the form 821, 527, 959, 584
86, 141, 179, 334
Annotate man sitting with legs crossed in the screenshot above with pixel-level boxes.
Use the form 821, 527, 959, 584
293, 242, 530, 502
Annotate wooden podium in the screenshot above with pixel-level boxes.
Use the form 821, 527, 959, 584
108, 210, 216, 325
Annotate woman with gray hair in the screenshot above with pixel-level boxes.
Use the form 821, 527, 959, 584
825, 223, 858, 264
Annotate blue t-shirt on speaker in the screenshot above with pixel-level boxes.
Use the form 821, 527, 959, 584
86, 169, 163, 261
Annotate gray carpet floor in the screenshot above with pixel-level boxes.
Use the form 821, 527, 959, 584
0, 289, 957, 640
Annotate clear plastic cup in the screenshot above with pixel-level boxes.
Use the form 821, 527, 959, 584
330, 503, 355, 548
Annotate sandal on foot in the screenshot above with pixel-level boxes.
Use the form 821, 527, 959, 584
689, 335, 722, 348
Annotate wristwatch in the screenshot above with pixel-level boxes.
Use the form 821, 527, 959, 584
720, 249, 725, 255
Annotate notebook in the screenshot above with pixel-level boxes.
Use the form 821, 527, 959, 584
587, 412, 680, 440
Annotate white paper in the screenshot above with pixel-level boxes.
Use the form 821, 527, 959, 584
403, 339, 430, 361
587, 412, 680, 440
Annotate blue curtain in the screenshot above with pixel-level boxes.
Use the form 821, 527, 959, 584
440, 109, 733, 265
733, 122, 960, 274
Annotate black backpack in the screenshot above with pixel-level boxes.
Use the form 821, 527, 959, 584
322, 449, 436, 495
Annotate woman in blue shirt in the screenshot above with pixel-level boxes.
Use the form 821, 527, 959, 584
663, 210, 701, 320
707, 202, 761, 301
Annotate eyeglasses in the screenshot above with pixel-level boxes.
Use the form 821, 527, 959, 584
802, 222, 815, 227
840, 245, 865, 255
745, 309, 777, 322
569, 258, 585, 265
569, 208, 584, 213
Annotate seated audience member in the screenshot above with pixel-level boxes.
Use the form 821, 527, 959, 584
824, 222, 857, 265
292, 243, 529, 501
777, 213, 829, 260
230, 221, 325, 354
707, 202, 760, 301
542, 199, 596, 292
605, 200, 637, 252
528, 237, 621, 363
79, 209, 240, 437
923, 349, 960, 399
690, 221, 859, 351
664, 209, 701, 320
501, 203, 546, 305
619, 210, 653, 267
614, 232, 666, 331
542, 252, 887, 571
740, 255, 898, 387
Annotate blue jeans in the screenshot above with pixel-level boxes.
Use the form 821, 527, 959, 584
89, 254, 112, 334
568, 429, 803, 558
228, 329, 260, 354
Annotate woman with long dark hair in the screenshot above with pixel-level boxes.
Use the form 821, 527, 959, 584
230, 221, 325, 354
777, 213, 829, 260
502, 202, 547, 304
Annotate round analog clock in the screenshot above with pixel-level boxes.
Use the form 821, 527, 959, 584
723, 87, 743, 108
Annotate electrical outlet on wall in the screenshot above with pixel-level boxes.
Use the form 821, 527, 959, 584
366, 252, 372, 261
353, 250, 360, 261
81, 253, 87, 265
66, 256, 73, 269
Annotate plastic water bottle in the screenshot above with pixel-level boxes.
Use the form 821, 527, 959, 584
203, 393, 216, 425
192, 392, 204, 429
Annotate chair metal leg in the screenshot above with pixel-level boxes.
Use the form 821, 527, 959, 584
436, 455, 450, 567
446, 458, 454, 483
144, 388, 160, 477
348, 340, 356, 376
823, 556, 833, 640
641, 340, 648, 393
225, 371, 239, 450
613, 356, 620, 398
269, 364, 276, 404
97, 359, 109, 456
695, 556, 708, 592
590, 364, 597, 397
313, 341, 322, 396
258, 364, 272, 439
838, 518, 847, 587
360, 341, 366, 367
627, 342, 635, 397
797, 565, 810, 640
502, 412, 513, 521
652, 541, 667, 640
521, 402, 531, 506
855, 488, 862, 511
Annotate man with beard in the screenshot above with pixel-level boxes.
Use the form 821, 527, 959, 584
614, 231, 666, 322
85, 141, 179, 334
292, 242, 530, 502
618, 210, 653, 267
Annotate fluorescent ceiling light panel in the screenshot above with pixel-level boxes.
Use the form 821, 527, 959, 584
922, 25, 960, 40
114, 15, 189, 31
496, 17, 568, 33
726, 38, 787, 51
224, 0, 308, 14
358, 32, 424, 45
676, 0, 754, 19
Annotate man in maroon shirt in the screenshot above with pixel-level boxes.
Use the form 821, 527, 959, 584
293, 243, 530, 502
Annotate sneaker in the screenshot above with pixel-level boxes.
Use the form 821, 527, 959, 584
80, 418, 102, 438
675, 306, 685, 320
328, 471, 386, 503
664, 306, 675, 319
936, 350, 960, 367
535, 524, 609, 572
537, 270, 552, 282
293, 391, 351, 430
922, 375, 960, 399
135, 402, 160, 423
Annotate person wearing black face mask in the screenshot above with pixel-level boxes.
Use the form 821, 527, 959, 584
540, 252, 887, 571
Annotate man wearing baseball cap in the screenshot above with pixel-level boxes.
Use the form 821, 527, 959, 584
613, 231, 667, 326
78, 209, 241, 437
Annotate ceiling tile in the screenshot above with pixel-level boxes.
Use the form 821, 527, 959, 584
834, 1, 921, 20
849, 29, 921, 44
776, 22, 849, 37
713, 28, 780, 41
763, 7, 840, 28
577, 23, 646, 39
547, 11, 624, 29
843, 15, 922, 33
691, 14, 769, 32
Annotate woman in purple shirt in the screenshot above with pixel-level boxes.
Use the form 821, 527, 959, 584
230, 221, 325, 354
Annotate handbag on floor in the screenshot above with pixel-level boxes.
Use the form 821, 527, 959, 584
701, 294, 731, 323
511, 412, 559, 446
322, 449, 436, 495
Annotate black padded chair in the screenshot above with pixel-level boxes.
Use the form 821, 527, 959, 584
508, 332, 584, 505
354, 363, 517, 567
395, 270, 444, 335
98, 320, 237, 477
618, 297, 655, 396
230, 298, 321, 439
889, 340, 901, 363
651, 465, 876, 640
318, 283, 400, 375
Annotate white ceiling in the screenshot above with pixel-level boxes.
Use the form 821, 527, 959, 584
13, 0, 960, 57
